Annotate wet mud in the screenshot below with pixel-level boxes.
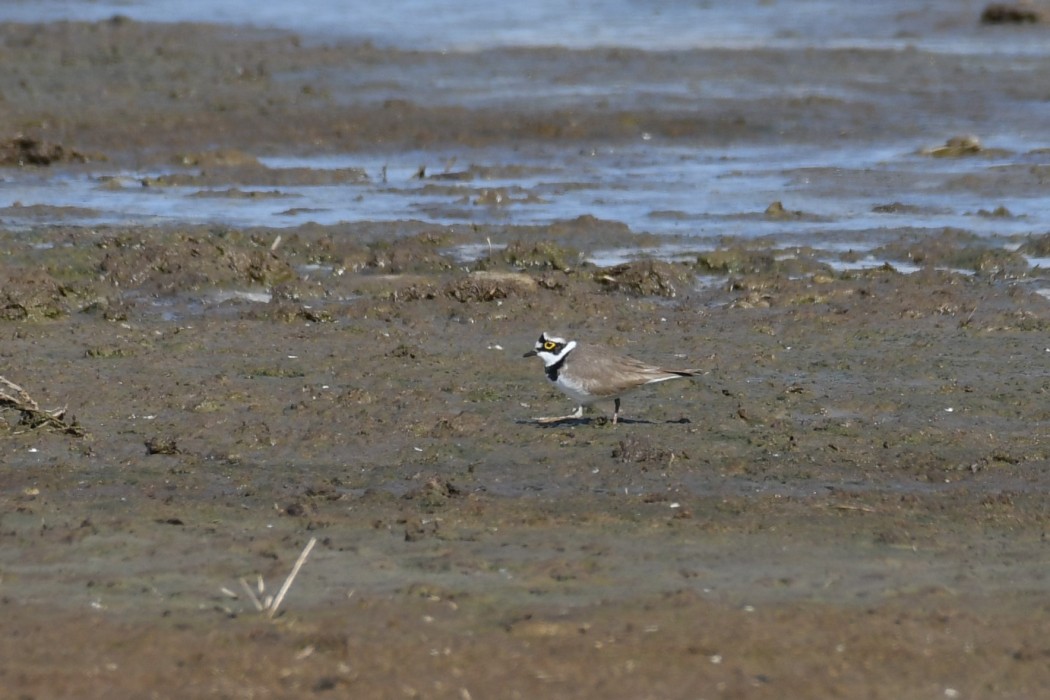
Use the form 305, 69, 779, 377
2, 18, 1050, 700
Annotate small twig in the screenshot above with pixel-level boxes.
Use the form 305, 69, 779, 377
0, 375, 38, 409
830, 503, 877, 513
963, 302, 980, 327
0, 374, 84, 436
228, 539, 319, 618
239, 577, 265, 612
267, 537, 317, 619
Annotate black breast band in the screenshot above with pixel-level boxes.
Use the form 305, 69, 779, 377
545, 355, 566, 382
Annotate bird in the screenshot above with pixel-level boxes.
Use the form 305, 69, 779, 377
523, 332, 698, 424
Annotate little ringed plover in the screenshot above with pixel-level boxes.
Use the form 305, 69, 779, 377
523, 332, 698, 424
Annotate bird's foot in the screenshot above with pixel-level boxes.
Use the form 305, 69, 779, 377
533, 406, 585, 424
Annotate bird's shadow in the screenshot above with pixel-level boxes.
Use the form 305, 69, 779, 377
517, 416, 691, 428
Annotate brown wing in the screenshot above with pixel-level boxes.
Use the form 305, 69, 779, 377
571, 343, 696, 398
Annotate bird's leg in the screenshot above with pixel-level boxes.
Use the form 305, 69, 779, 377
534, 405, 585, 424
612, 397, 621, 425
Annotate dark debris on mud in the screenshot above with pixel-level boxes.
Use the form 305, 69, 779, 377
0, 135, 91, 167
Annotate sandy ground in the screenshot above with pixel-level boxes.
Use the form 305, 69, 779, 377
1, 18, 1050, 700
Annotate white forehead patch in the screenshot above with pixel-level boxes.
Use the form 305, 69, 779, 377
538, 333, 568, 347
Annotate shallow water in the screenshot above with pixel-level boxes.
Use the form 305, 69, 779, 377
3, 139, 1047, 267
5, 0, 1049, 54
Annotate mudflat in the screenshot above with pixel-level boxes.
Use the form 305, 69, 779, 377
1, 19, 1049, 699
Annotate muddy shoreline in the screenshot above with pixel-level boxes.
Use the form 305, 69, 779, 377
2, 18, 1050, 699
5, 19, 1050, 159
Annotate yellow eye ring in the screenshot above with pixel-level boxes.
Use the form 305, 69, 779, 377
543, 341, 556, 350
